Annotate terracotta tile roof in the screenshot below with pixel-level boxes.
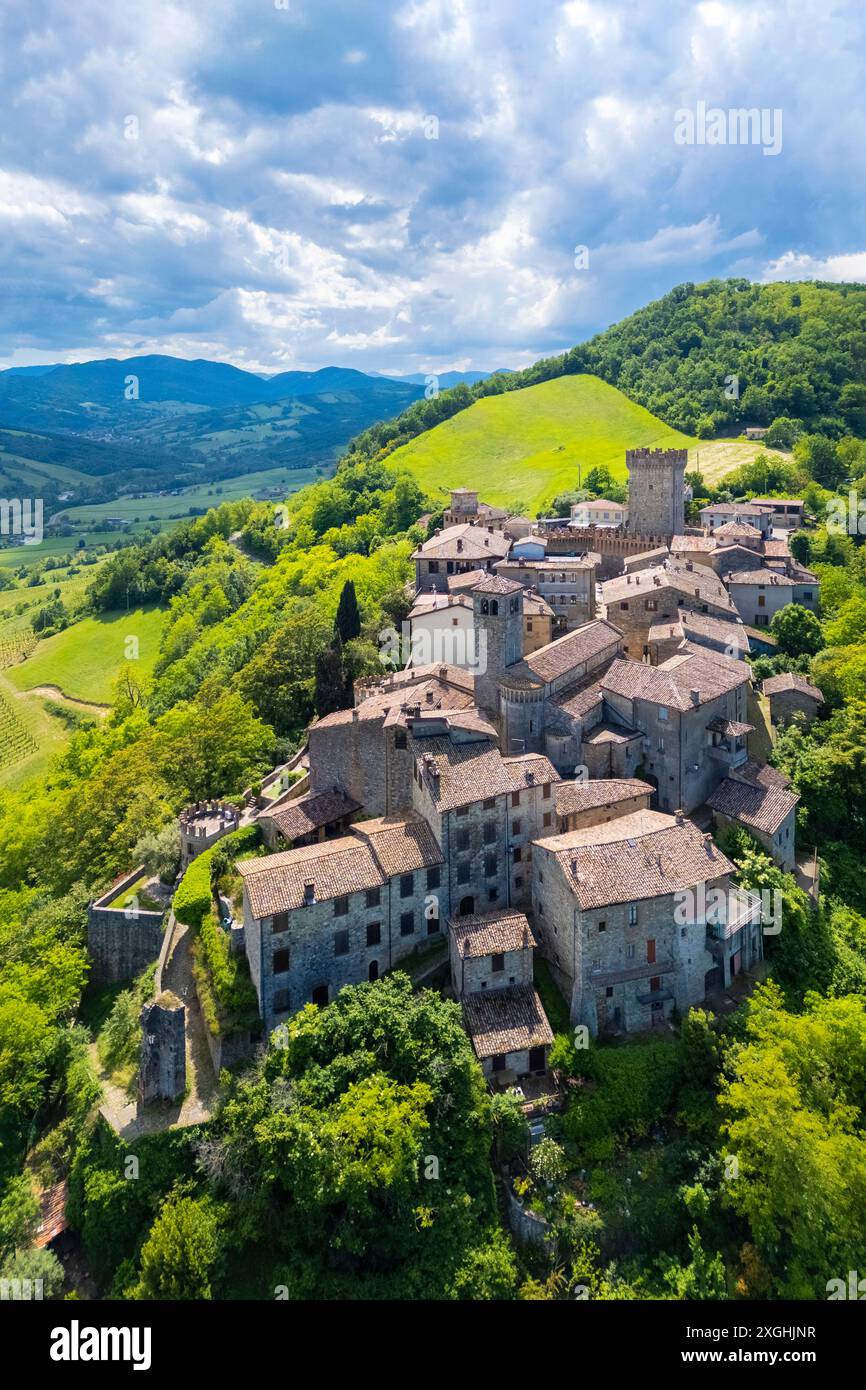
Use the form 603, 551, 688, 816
582, 721, 642, 745
317, 670, 475, 728
601, 651, 747, 710
677, 609, 751, 650
471, 573, 524, 595
509, 619, 623, 686
725, 570, 797, 587
415, 740, 560, 812
602, 562, 735, 610
551, 666, 609, 721
762, 672, 824, 703
554, 778, 653, 816
670, 534, 718, 552
413, 523, 512, 562
736, 759, 791, 789
449, 908, 536, 958
462, 986, 554, 1059
706, 716, 754, 736
495, 556, 596, 573
34, 1180, 68, 1249
540, 811, 735, 910
238, 813, 443, 917
447, 568, 487, 592
261, 788, 361, 842
700, 502, 770, 517
522, 589, 554, 617
408, 592, 473, 616
763, 539, 791, 559
707, 776, 799, 836
715, 521, 762, 540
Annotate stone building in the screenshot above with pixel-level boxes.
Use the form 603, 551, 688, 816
461, 986, 554, 1082
553, 777, 653, 832
724, 569, 818, 630
521, 589, 555, 654
139, 993, 186, 1104
625, 447, 687, 538
258, 787, 360, 851
238, 812, 445, 1033
707, 762, 799, 872
494, 554, 597, 631
600, 560, 737, 660
530, 808, 751, 1034
180, 801, 240, 870
412, 522, 511, 592
443, 488, 510, 530
762, 672, 824, 726
646, 608, 750, 666
406, 590, 476, 670
699, 502, 773, 537
569, 498, 628, 528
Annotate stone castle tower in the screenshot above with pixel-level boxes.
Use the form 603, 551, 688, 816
471, 577, 524, 725
626, 448, 687, 538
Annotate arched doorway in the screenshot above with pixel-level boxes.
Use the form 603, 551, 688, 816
311, 984, 329, 1008
368, 960, 379, 982
459, 895, 475, 916
644, 773, 659, 809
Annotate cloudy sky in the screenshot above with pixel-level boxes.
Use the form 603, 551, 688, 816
1, 0, 864, 375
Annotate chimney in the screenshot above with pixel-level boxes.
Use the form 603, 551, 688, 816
425, 689, 434, 703
457, 539, 463, 552
303, 881, 315, 905
351, 708, 359, 722
675, 808, 684, 825
653, 574, 661, 586
685, 560, 693, 572
627, 575, 632, 585
690, 689, 700, 705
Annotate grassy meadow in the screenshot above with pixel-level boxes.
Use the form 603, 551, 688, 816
6, 605, 167, 704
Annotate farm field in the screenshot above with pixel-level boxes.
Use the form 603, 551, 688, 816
0, 671, 71, 790
6, 604, 167, 704
386, 373, 786, 514
52, 464, 321, 525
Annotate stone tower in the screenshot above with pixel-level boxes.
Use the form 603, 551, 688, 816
471, 575, 524, 725
139, 993, 186, 1105
625, 448, 687, 538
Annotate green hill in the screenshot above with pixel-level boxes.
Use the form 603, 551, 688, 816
6, 605, 166, 704
385, 374, 696, 514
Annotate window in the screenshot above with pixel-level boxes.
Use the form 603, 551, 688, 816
620, 601, 629, 610
426, 865, 440, 890
542, 783, 551, 799
395, 730, 407, 750
334, 930, 349, 957
484, 853, 497, 878
758, 595, 766, 608
491, 1054, 506, 1073
456, 827, 470, 852
456, 804, 469, 817
483, 797, 496, 810
272, 911, 288, 934
428, 560, 439, 573
658, 707, 668, 721
646, 938, 656, 964
755, 614, 769, 627
334, 896, 349, 917
645, 598, 657, 611
543, 812, 552, 828
513, 846, 522, 863
598, 920, 606, 933
628, 904, 638, 925
457, 862, 471, 885
368, 960, 379, 982
515, 875, 523, 890
511, 791, 520, 808
427, 914, 440, 935
803, 590, 813, 601
365, 887, 380, 909
273, 949, 290, 974
492, 952, 505, 973
400, 912, 414, 937
366, 921, 381, 947
657, 736, 665, 753
649, 975, 661, 993
626, 943, 635, 959
400, 873, 414, 898
488, 887, 499, 902
606, 986, 614, 998
273, 989, 290, 1013
512, 818, 521, 835
483, 821, 497, 844
312, 984, 328, 1008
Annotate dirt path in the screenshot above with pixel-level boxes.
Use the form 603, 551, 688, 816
25, 684, 109, 716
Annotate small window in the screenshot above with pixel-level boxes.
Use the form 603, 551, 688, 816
542, 783, 551, 799
605, 986, 614, 998
488, 887, 499, 902
427, 865, 441, 891
272, 911, 289, 934
456, 804, 469, 817
365, 887, 380, 909
334, 896, 349, 917
334, 930, 349, 957
483, 797, 496, 810
457, 862, 471, 885
400, 912, 414, 937
511, 791, 520, 808
513, 846, 522, 863
400, 873, 414, 898
543, 812, 552, 828
491, 1054, 506, 1073
649, 975, 661, 993
515, 875, 523, 889
457, 828, 470, 852
658, 707, 668, 722
646, 938, 656, 964
395, 730, 407, 750
598, 920, 606, 933
366, 921, 381, 947
492, 952, 505, 973
483, 821, 497, 844
628, 904, 638, 926
512, 818, 521, 835
620, 601, 628, 610
273, 949, 290, 974
368, 960, 379, 982
626, 943, 635, 959
273, 989, 290, 1013
428, 560, 439, 574
484, 853, 497, 878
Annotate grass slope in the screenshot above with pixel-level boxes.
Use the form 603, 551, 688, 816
7, 605, 166, 704
387, 374, 697, 514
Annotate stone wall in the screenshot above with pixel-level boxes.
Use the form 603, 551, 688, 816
87, 867, 165, 984
139, 994, 186, 1103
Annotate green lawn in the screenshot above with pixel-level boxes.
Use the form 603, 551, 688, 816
53, 465, 321, 525
6, 605, 167, 704
387, 374, 698, 514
